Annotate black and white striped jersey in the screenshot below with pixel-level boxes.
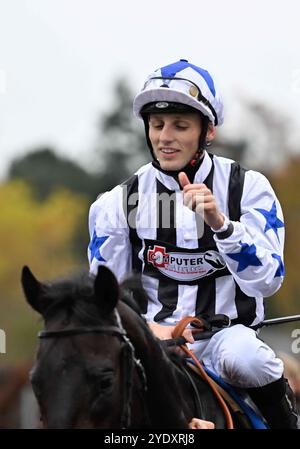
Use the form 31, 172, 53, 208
88, 151, 284, 327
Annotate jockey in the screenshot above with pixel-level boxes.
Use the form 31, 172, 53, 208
88, 59, 298, 429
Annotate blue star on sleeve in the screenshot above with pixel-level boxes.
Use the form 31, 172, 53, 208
227, 242, 263, 272
255, 201, 284, 241
89, 230, 109, 262
272, 253, 285, 277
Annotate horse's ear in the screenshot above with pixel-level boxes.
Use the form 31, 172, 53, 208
21, 266, 44, 314
94, 265, 119, 315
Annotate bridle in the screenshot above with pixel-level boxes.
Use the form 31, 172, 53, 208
38, 310, 148, 429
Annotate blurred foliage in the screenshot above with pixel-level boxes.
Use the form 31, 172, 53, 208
212, 137, 248, 165
94, 79, 150, 188
7, 149, 96, 262
240, 100, 292, 173
8, 147, 102, 202
269, 156, 300, 316
1, 77, 300, 365
0, 179, 88, 362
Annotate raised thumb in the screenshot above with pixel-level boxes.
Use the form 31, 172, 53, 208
178, 171, 191, 189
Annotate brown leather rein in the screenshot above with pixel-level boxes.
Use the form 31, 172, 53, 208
171, 316, 234, 429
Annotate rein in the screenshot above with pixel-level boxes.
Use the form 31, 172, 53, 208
38, 310, 147, 429
171, 316, 234, 429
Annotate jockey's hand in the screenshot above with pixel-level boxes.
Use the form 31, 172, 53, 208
147, 322, 194, 357
178, 172, 224, 230
188, 418, 215, 429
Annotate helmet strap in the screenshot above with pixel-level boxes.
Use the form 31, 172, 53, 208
189, 149, 203, 167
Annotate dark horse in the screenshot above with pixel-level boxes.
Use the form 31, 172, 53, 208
21, 265, 253, 429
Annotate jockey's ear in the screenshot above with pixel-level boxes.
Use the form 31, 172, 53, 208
21, 266, 44, 314
94, 265, 119, 315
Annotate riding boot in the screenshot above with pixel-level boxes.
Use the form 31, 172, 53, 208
247, 376, 298, 429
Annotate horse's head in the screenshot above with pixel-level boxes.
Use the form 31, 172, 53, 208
21, 265, 145, 428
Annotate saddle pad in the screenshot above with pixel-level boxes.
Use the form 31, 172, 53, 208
188, 360, 268, 429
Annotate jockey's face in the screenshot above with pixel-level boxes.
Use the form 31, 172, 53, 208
149, 112, 214, 171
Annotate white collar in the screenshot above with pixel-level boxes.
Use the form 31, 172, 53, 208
194, 151, 213, 184
155, 151, 213, 190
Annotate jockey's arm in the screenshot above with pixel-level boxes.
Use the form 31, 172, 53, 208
88, 187, 132, 279
147, 321, 194, 343
179, 170, 284, 299
213, 170, 285, 298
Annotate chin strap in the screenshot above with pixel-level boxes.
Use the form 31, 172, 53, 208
151, 150, 205, 184
189, 149, 203, 167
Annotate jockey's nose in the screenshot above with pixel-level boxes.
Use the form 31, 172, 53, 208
159, 124, 175, 145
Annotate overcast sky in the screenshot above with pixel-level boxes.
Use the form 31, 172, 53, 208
1, 0, 300, 179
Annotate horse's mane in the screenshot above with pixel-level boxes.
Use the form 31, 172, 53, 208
40, 270, 147, 326
120, 274, 148, 315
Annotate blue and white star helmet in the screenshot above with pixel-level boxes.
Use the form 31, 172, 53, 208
133, 59, 224, 126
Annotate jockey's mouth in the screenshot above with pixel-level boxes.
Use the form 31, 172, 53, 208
160, 147, 180, 155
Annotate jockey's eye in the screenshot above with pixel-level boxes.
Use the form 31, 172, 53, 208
175, 124, 189, 130
149, 121, 163, 130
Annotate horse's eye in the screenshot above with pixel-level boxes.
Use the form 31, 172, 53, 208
88, 369, 114, 391
94, 374, 113, 392
99, 377, 112, 390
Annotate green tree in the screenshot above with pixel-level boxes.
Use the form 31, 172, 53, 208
212, 137, 248, 164
94, 79, 150, 189
8, 147, 101, 202
0, 180, 88, 362
269, 157, 300, 316
238, 100, 293, 173
7, 148, 100, 259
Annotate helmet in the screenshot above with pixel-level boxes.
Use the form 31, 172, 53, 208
133, 59, 224, 126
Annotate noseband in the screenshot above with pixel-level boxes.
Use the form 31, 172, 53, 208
38, 310, 147, 429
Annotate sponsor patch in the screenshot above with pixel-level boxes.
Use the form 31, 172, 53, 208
146, 242, 226, 282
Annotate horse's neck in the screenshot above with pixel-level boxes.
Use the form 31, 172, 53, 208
118, 303, 190, 428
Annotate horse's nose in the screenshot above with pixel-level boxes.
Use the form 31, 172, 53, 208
45, 406, 74, 429
46, 417, 72, 429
